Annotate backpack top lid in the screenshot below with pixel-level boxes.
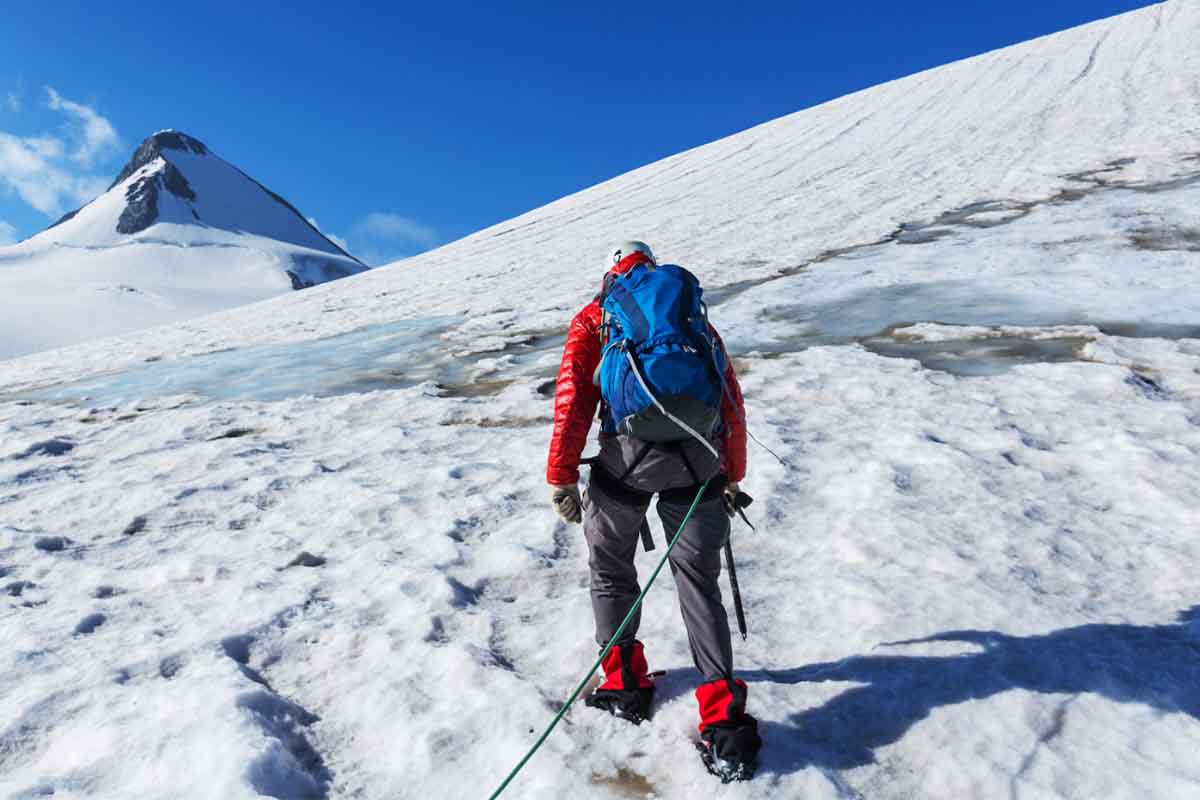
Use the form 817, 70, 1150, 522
601, 263, 705, 348
596, 262, 726, 443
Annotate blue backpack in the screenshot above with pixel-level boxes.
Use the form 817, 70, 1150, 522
597, 263, 726, 442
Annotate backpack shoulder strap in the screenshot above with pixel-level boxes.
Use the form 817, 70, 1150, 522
603, 277, 653, 342
595, 271, 618, 304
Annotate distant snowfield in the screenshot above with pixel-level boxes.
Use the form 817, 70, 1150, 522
3, 2, 1200, 799
0, 235, 306, 359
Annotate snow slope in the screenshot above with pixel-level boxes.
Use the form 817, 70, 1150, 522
0, 131, 366, 361
3, 3, 1200, 799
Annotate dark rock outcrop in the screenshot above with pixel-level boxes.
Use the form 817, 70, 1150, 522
116, 161, 197, 235
109, 131, 209, 190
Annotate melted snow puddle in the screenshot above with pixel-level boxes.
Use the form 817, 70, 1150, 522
11, 307, 1195, 410
11, 320, 1083, 410
13, 317, 560, 407
737, 327, 1095, 377
739, 320, 1200, 378
0, 325, 1093, 411
863, 334, 1091, 376
862, 321, 1200, 376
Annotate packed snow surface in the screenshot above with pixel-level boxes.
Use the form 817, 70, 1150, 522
3, 2, 1200, 799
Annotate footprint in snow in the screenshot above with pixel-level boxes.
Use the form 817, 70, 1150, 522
159, 654, 185, 679
283, 551, 326, 569
122, 515, 148, 536
208, 427, 258, 441
446, 576, 485, 608
75, 613, 106, 635
221, 633, 255, 665
220, 633, 277, 690
12, 439, 76, 459
6, 580, 36, 597
425, 616, 449, 645
34, 536, 72, 553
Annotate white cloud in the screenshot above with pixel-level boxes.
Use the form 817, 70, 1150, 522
6, 77, 22, 112
326, 231, 351, 254
45, 87, 120, 166
0, 132, 110, 215
0, 88, 121, 217
24, 136, 64, 159
307, 212, 435, 264
0, 219, 17, 245
352, 212, 438, 249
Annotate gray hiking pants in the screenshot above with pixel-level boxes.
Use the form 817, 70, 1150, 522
582, 433, 734, 682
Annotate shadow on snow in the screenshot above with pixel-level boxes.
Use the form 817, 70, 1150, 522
668, 606, 1200, 776
756, 606, 1200, 774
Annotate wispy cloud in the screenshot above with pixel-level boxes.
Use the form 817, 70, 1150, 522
306, 212, 438, 265
0, 133, 109, 214
45, 87, 120, 166
0, 87, 120, 217
345, 212, 439, 265
0, 219, 17, 245
6, 76, 22, 113
352, 212, 438, 249
326, 231, 351, 253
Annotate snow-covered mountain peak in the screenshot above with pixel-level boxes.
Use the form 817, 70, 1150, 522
0, 131, 369, 359
109, 129, 211, 189
40, 129, 358, 260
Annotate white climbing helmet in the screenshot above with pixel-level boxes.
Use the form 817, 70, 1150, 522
608, 240, 655, 267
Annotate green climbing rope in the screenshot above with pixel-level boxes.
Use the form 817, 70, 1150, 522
486, 478, 713, 800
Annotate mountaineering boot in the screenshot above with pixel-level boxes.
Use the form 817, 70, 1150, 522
695, 677, 762, 782
586, 641, 655, 724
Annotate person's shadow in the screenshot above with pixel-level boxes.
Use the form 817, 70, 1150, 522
664, 606, 1200, 775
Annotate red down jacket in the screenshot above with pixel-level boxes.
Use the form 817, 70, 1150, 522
546, 252, 747, 486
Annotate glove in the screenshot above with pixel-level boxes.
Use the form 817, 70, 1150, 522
551, 484, 583, 524
723, 483, 755, 530
722, 482, 741, 517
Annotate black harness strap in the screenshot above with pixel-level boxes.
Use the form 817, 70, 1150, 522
638, 520, 656, 552
659, 477, 727, 506
588, 462, 654, 506
586, 462, 657, 552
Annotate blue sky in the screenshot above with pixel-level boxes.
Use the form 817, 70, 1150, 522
0, 0, 1157, 262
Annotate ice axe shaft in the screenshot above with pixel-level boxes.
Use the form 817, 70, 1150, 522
723, 489, 754, 640
724, 539, 748, 640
